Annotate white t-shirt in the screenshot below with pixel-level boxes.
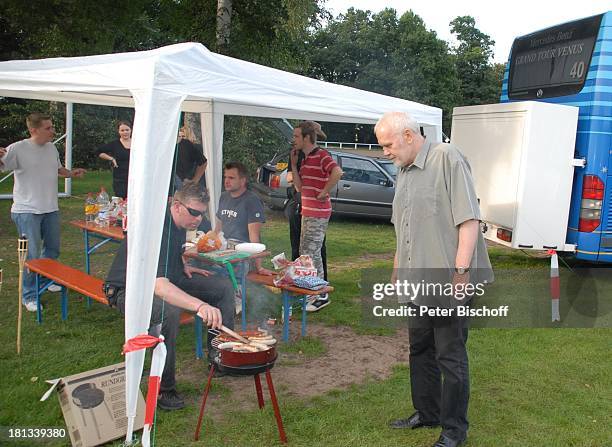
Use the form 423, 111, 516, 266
1, 138, 61, 214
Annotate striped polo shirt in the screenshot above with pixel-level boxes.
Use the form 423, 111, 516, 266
299, 147, 338, 219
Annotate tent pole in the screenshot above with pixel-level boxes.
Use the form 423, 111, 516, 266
64, 102, 73, 196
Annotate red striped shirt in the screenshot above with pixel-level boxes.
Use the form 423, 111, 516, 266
299, 148, 338, 218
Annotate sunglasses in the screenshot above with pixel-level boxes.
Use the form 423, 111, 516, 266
178, 201, 204, 218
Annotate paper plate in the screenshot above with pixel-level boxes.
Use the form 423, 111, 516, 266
235, 242, 266, 254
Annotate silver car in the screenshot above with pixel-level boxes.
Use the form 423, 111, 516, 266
253, 149, 397, 219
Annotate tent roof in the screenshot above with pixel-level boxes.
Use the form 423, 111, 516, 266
0, 42, 441, 126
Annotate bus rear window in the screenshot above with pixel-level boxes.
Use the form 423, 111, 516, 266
508, 14, 602, 100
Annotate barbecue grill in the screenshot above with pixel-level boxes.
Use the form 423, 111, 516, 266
194, 329, 287, 444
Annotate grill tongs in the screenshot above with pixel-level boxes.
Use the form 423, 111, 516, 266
219, 325, 254, 345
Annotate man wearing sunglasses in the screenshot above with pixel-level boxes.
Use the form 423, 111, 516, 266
105, 183, 234, 411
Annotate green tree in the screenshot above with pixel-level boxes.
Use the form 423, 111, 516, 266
394, 11, 461, 132
309, 8, 460, 136
1, 0, 327, 170
450, 15, 501, 106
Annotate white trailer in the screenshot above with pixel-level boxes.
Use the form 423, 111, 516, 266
451, 101, 580, 252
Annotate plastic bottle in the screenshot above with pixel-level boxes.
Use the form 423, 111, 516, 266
84, 193, 97, 222
96, 187, 110, 227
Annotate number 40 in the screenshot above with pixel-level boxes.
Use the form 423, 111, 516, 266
570, 61, 585, 79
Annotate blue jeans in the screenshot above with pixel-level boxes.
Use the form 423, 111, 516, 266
11, 211, 61, 303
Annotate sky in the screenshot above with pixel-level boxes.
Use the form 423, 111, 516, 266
324, 0, 610, 63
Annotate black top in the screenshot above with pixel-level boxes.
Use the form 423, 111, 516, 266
96, 140, 131, 184
175, 140, 205, 181
106, 210, 185, 287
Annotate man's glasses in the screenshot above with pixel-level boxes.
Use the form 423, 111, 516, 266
177, 201, 204, 217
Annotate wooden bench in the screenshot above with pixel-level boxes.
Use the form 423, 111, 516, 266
247, 272, 334, 342
25, 258, 203, 357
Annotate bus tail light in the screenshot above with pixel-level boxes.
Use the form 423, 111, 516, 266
579, 175, 604, 232
497, 228, 512, 242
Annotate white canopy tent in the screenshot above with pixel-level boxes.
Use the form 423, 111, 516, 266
0, 42, 442, 443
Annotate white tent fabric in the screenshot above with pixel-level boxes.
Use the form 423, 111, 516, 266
0, 42, 442, 443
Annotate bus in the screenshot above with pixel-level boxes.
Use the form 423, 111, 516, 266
501, 11, 612, 262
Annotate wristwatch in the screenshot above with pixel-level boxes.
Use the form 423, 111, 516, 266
454, 267, 470, 274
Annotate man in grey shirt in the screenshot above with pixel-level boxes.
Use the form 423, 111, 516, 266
214, 161, 273, 276
375, 112, 493, 447
1, 113, 86, 311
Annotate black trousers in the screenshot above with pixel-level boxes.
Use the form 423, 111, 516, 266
408, 307, 470, 441
288, 208, 327, 281
117, 273, 234, 391
112, 180, 128, 199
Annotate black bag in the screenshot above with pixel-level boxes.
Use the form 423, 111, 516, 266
102, 283, 121, 308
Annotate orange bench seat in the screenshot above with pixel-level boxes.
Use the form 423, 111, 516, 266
25, 258, 199, 353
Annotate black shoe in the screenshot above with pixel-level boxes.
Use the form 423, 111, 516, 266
432, 434, 465, 447
389, 411, 440, 429
157, 390, 185, 411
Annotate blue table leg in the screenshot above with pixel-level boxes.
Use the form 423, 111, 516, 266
301, 295, 307, 337
195, 316, 203, 359
35, 274, 42, 324
61, 286, 68, 321
83, 229, 90, 273
282, 291, 290, 342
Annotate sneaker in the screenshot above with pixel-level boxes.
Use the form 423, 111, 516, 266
306, 294, 330, 312
157, 390, 185, 411
24, 301, 40, 312
48, 284, 61, 293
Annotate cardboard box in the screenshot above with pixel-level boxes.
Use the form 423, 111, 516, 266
41, 362, 145, 447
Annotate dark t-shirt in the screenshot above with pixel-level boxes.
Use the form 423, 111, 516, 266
175, 140, 205, 181
106, 210, 185, 287
216, 190, 265, 242
96, 140, 131, 184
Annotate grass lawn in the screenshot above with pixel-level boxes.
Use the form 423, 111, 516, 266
0, 171, 610, 446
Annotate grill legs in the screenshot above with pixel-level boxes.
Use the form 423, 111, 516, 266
254, 373, 265, 409
265, 370, 287, 444
194, 364, 216, 441
193, 367, 287, 444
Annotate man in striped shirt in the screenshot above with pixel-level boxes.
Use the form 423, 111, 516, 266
290, 121, 343, 311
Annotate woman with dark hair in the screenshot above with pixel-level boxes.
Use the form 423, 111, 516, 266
96, 120, 132, 198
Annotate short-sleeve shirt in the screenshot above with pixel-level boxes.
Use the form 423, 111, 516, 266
216, 190, 265, 242
1, 139, 61, 214
106, 210, 185, 287
175, 140, 205, 181
299, 148, 338, 219
96, 140, 130, 184
392, 141, 493, 304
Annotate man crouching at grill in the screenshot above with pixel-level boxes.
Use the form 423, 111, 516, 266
104, 183, 235, 410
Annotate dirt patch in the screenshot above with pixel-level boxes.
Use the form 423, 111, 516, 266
180, 323, 408, 417
328, 252, 394, 272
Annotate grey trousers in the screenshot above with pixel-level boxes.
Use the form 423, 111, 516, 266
117, 273, 234, 391
299, 216, 329, 279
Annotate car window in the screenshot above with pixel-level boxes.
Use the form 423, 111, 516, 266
379, 161, 397, 178
341, 157, 388, 186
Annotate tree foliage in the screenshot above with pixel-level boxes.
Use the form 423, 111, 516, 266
450, 16, 501, 106
0, 2, 502, 169
309, 9, 502, 136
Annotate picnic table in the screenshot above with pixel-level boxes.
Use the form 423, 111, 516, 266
70, 220, 124, 274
